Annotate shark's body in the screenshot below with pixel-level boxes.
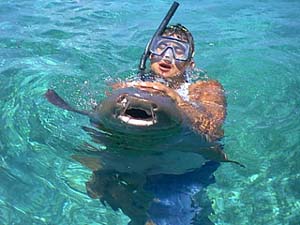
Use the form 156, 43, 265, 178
45, 87, 241, 225
60, 87, 227, 175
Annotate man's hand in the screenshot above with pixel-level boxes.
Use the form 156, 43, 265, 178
111, 82, 128, 90
127, 81, 185, 104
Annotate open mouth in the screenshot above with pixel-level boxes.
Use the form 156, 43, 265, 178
116, 94, 157, 126
159, 62, 172, 72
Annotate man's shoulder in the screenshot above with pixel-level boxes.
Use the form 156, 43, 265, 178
188, 79, 224, 92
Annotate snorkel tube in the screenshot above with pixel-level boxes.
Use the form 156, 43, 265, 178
138, 1, 179, 81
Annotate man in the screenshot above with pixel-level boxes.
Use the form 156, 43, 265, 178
144, 24, 225, 225
109, 24, 227, 225
116, 24, 226, 142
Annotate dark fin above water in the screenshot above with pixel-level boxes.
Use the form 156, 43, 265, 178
195, 144, 246, 168
45, 89, 90, 116
224, 159, 246, 168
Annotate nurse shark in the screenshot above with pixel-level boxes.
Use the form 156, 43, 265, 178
45, 86, 243, 225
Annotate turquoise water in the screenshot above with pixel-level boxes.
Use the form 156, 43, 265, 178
1, 0, 300, 224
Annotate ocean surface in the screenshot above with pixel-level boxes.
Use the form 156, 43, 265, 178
1, 0, 300, 224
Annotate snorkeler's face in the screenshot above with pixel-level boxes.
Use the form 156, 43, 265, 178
150, 34, 193, 79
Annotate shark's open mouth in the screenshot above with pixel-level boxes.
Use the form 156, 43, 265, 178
116, 93, 157, 126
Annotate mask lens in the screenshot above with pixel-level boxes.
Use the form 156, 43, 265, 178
150, 37, 190, 61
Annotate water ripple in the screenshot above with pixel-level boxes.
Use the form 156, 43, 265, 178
1, 0, 300, 224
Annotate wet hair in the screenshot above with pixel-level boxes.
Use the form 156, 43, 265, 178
162, 24, 195, 59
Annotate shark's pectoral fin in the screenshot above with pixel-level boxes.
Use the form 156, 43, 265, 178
223, 158, 246, 168
197, 144, 245, 168
72, 154, 103, 171
45, 89, 90, 116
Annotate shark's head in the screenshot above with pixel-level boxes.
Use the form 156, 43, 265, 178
93, 87, 184, 135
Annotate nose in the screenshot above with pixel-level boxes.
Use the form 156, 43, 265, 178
162, 47, 175, 62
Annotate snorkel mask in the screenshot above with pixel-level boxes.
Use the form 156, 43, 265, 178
150, 36, 192, 61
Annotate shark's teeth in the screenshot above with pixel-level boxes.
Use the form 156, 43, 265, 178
118, 115, 155, 126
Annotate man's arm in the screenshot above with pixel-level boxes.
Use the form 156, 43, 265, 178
187, 80, 227, 139
118, 80, 226, 141
153, 80, 226, 141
